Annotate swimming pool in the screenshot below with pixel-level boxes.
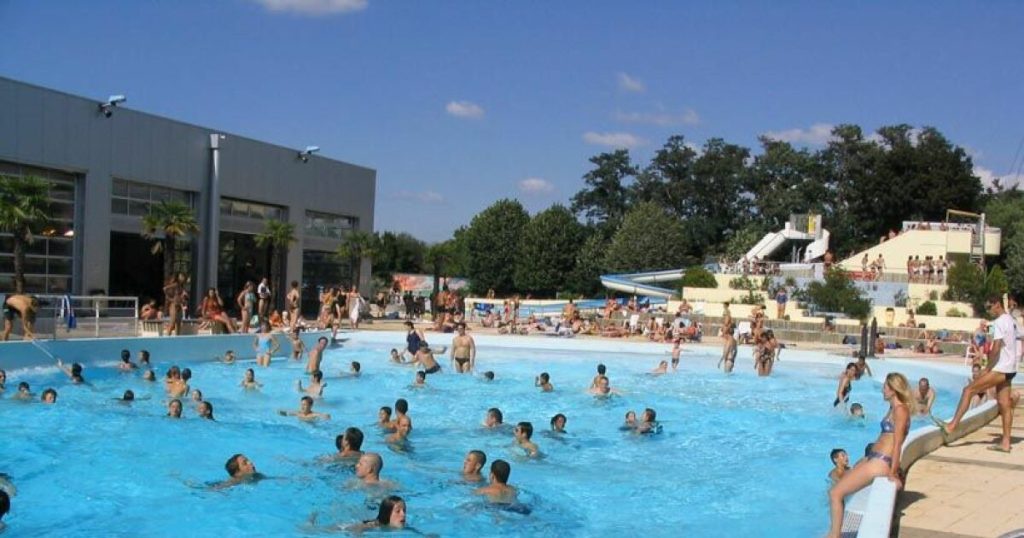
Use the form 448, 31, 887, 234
0, 332, 965, 536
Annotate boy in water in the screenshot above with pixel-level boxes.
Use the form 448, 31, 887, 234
279, 396, 331, 421
828, 449, 850, 485
474, 460, 517, 503
513, 422, 539, 457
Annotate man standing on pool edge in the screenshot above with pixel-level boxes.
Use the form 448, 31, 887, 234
937, 295, 1020, 453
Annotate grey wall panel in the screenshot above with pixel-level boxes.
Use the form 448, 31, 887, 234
14, 83, 45, 163
0, 79, 17, 157
41, 94, 69, 165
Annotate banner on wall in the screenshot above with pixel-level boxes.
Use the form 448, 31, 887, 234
392, 273, 469, 296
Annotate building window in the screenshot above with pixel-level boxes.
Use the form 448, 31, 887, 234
111, 179, 191, 216
220, 197, 285, 221
0, 161, 78, 294
305, 210, 357, 239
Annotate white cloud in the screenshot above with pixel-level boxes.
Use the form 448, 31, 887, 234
617, 72, 645, 93
518, 177, 555, 195
391, 190, 444, 204
252, 0, 367, 15
445, 100, 485, 119
762, 123, 835, 146
974, 165, 1024, 190
614, 108, 700, 127
582, 131, 645, 149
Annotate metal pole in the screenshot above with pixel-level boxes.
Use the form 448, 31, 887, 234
207, 134, 224, 293
868, 317, 878, 358
95, 300, 100, 338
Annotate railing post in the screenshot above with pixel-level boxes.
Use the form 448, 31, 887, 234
94, 300, 100, 338
133, 298, 139, 336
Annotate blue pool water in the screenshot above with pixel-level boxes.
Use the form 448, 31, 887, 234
0, 334, 963, 537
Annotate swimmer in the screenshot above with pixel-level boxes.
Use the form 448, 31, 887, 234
474, 459, 517, 503
413, 345, 441, 375
462, 450, 487, 482
191, 389, 204, 405
849, 403, 865, 419
143, 369, 156, 382
213, 453, 263, 490
0, 487, 8, 531
279, 396, 331, 421
167, 399, 183, 418
307, 337, 328, 373
340, 361, 361, 378
513, 421, 539, 457
220, 350, 236, 364
118, 349, 138, 371
386, 415, 411, 444
450, 323, 476, 373
13, 382, 32, 400
589, 375, 621, 397
636, 408, 659, 434
378, 406, 393, 430
854, 353, 872, 379
912, 377, 936, 416
671, 339, 682, 370
535, 372, 553, 392
0, 369, 4, 392
550, 413, 567, 433
651, 360, 669, 375
331, 427, 365, 461
117, 389, 136, 403
354, 452, 396, 488
138, 350, 151, 367
621, 410, 637, 430
253, 321, 280, 367
197, 401, 215, 420
394, 398, 413, 430
297, 370, 326, 398
240, 368, 263, 390
56, 359, 86, 384
355, 495, 405, 530
288, 329, 305, 361
590, 363, 607, 389
389, 348, 404, 364
181, 368, 192, 385
834, 362, 857, 408
482, 371, 495, 381
827, 373, 913, 538
412, 370, 427, 387
165, 366, 189, 398
41, 388, 57, 404
828, 448, 850, 485
483, 407, 504, 429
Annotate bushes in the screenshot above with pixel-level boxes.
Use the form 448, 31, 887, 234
806, 269, 872, 320
916, 301, 937, 316
946, 307, 967, 317
681, 266, 717, 288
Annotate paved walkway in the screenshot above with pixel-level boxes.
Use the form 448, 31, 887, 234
896, 405, 1024, 538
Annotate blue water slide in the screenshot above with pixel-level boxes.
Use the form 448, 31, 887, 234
599, 269, 686, 299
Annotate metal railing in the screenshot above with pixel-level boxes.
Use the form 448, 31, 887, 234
33, 294, 140, 339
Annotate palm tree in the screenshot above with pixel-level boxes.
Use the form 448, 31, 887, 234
425, 242, 454, 307
336, 230, 378, 288
141, 200, 200, 285
0, 175, 51, 293
254, 219, 296, 308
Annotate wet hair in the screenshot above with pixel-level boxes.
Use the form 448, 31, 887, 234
395, 398, 408, 414
375, 495, 404, 526
41, 388, 57, 402
311, 370, 323, 382
122, 390, 135, 401
121, 349, 131, 361
517, 421, 533, 439
291, 280, 299, 288
181, 368, 192, 382
483, 371, 494, 380
351, 361, 361, 372
643, 408, 657, 422
390, 348, 398, 354
539, 372, 550, 383
225, 454, 245, 477
469, 449, 486, 466
491, 459, 511, 484
139, 350, 150, 363
301, 396, 314, 406
143, 369, 155, 381
338, 427, 364, 451
551, 413, 566, 428
379, 406, 392, 419
71, 363, 83, 377
167, 366, 180, 379
415, 370, 426, 381
597, 364, 606, 375
0, 489, 9, 520
850, 403, 863, 413
18, 381, 29, 391
318, 336, 329, 345
192, 389, 203, 400
200, 401, 214, 419
830, 448, 846, 463
488, 407, 503, 424
845, 362, 857, 372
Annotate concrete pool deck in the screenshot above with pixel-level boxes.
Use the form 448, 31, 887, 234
896, 404, 1024, 538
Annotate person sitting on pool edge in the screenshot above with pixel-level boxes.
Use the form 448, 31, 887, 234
332, 427, 364, 461
213, 453, 262, 490
279, 396, 331, 421
462, 450, 487, 483
474, 459, 517, 503
535, 372, 553, 392
483, 407, 504, 429
514, 422, 539, 457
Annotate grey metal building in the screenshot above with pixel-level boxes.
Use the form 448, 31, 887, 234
0, 76, 375, 313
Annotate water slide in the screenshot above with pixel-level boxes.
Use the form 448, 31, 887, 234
745, 222, 829, 263
600, 269, 686, 299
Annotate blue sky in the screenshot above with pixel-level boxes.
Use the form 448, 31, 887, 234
2, 1, 1022, 241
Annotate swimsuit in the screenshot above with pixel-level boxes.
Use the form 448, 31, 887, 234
424, 364, 441, 375
407, 330, 422, 354
1, 294, 13, 321
257, 335, 272, 355
866, 451, 893, 466
455, 357, 470, 368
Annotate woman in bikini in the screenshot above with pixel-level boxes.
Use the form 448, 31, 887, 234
201, 288, 237, 333
827, 372, 913, 538
253, 321, 280, 367
236, 281, 256, 333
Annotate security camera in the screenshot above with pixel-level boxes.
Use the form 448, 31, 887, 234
297, 145, 321, 162
99, 94, 127, 118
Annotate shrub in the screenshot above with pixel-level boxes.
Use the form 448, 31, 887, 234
928, 290, 939, 301
806, 268, 872, 321
916, 301, 937, 316
681, 266, 718, 289
946, 307, 967, 318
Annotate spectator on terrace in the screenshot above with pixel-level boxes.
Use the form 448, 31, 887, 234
823, 250, 834, 270
677, 299, 692, 316
902, 310, 917, 329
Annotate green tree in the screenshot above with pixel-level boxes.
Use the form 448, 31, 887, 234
805, 268, 872, 320
748, 138, 828, 231
985, 265, 1008, 301
564, 230, 608, 297
1003, 222, 1024, 295
336, 230, 379, 288
721, 222, 770, 263
424, 241, 454, 307
604, 202, 692, 273
630, 135, 699, 219
374, 231, 426, 279
141, 200, 200, 285
254, 219, 297, 306
463, 199, 530, 295
570, 150, 636, 232
681, 266, 718, 288
686, 138, 751, 257
514, 205, 585, 296
0, 175, 51, 293
944, 258, 987, 314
